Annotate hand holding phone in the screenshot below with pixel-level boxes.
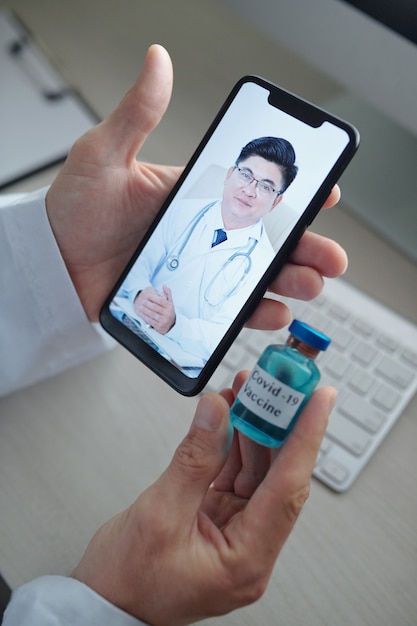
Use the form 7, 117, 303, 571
100, 75, 359, 395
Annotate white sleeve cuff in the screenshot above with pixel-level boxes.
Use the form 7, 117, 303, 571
3, 576, 149, 625
0, 188, 113, 396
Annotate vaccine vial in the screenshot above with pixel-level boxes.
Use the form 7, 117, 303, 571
230, 320, 331, 447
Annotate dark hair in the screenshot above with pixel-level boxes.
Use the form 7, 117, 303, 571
236, 136, 298, 193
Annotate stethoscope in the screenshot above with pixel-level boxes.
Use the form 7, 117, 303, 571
164, 201, 260, 306
165, 201, 217, 271
203, 235, 258, 306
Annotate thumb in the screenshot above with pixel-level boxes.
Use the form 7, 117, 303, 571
98, 44, 173, 166
162, 284, 173, 302
160, 393, 233, 520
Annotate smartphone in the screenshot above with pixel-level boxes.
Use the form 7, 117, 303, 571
100, 76, 359, 396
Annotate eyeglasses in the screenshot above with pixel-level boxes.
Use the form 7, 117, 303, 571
234, 165, 282, 197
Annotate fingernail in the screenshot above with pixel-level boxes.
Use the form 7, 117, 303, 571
328, 387, 338, 412
195, 396, 224, 431
341, 250, 349, 275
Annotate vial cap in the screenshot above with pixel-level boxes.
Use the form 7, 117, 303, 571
288, 319, 331, 351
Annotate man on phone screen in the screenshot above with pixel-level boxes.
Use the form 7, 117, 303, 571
115, 136, 298, 364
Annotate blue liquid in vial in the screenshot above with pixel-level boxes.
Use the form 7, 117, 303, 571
230, 343, 321, 447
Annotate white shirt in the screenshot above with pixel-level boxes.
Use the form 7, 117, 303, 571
122, 198, 275, 362
0, 189, 147, 625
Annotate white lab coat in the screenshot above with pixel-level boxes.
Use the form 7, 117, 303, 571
0, 188, 109, 397
3, 576, 145, 625
122, 199, 275, 361
0, 189, 145, 625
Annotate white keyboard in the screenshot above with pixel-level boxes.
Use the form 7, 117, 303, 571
205, 278, 417, 492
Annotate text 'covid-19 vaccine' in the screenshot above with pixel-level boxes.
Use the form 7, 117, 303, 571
230, 319, 331, 447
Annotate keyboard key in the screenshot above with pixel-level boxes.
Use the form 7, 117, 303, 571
316, 437, 332, 466
319, 437, 332, 455
312, 292, 327, 308
328, 303, 350, 321
348, 369, 375, 395
330, 325, 355, 351
339, 394, 385, 433
206, 365, 231, 391
401, 348, 417, 369
372, 385, 401, 412
291, 301, 308, 319
225, 342, 252, 368
321, 458, 349, 484
376, 355, 414, 389
306, 311, 329, 332
324, 353, 350, 380
351, 317, 374, 337
376, 333, 398, 352
244, 330, 279, 355
352, 341, 378, 366
327, 411, 372, 456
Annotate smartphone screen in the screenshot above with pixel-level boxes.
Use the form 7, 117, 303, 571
100, 76, 359, 395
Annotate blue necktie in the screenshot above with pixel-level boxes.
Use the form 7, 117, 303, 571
212, 228, 227, 247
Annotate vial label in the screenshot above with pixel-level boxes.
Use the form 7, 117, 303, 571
236, 365, 306, 429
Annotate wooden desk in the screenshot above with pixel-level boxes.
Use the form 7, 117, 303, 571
1, 1, 416, 624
